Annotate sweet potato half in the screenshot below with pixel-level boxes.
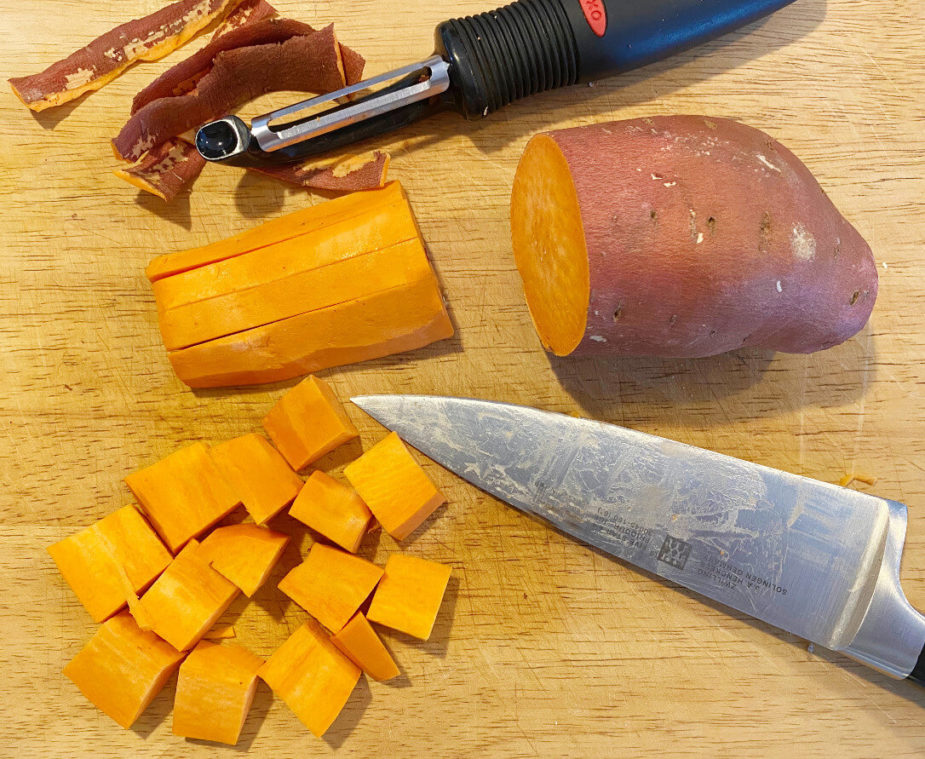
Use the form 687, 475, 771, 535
510, 115, 878, 358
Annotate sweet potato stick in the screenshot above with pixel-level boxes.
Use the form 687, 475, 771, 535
113, 26, 346, 162
9, 0, 245, 112
114, 139, 205, 202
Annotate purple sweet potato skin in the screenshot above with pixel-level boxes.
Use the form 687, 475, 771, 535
549, 115, 877, 357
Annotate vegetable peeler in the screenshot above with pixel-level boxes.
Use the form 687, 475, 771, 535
196, 0, 796, 167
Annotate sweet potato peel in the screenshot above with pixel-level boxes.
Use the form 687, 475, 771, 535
114, 139, 205, 202
210, 0, 277, 39
113, 26, 346, 162
251, 151, 390, 192
9, 0, 244, 112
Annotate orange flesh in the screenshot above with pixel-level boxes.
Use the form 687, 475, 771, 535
510, 133, 590, 355
277, 542, 383, 632
124, 442, 241, 553
168, 275, 454, 388
263, 375, 358, 471
145, 182, 406, 282
48, 505, 171, 622
63, 612, 184, 729
258, 618, 360, 737
366, 554, 452, 641
135, 540, 239, 651
331, 612, 399, 681
210, 433, 303, 524
343, 432, 446, 541
289, 471, 372, 553
198, 523, 289, 596
172, 640, 264, 745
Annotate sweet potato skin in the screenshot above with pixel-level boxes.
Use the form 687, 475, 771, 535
520, 116, 878, 357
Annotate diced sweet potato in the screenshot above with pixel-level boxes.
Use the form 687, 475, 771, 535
63, 612, 184, 729
344, 432, 446, 541
135, 540, 239, 651
258, 618, 360, 736
278, 543, 382, 632
48, 505, 171, 622
331, 612, 399, 681
367, 554, 452, 641
125, 442, 241, 553
172, 640, 264, 745
263, 376, 359, 471
289, 471, 372, 553
211, 434, 303, 524
198, 523, 289, 596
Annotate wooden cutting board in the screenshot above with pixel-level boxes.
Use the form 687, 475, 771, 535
1, 0, 923, 755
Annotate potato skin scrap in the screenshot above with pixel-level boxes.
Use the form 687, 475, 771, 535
9, 0, 245, 111
511, 115, 878, 358
251, 151, 390, 193
114, 138, 205, 202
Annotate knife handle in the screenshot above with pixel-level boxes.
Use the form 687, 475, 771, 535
435, 0, 797, 118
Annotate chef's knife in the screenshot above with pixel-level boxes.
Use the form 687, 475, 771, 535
351, 394, 925, 684
195, 0, 796, 166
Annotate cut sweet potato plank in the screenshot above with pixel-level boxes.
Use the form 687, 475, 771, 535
113, 26, 346, 162
145, 182, 405, 282
344, 432, 447, 541
199, 523, 289, 596
251, 151, 390, 192
114, 138, 205, 202
64, 612, 184, 729
173, 640, 264, 745
289, 471, 372, 554
125, 442, 241, 553
278, 542, 383, 632
331, 612, 399, 681
258, 618, 360, 736
48, 505, 171, 623
135, 540, 239, 651
263, 375, 358, 471
168, 275, 454, 387
367, 554, 452, 641
211, 433, 303, 524
9, 0, 245, 112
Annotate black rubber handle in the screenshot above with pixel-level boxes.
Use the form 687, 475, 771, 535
907, 643, 925, 685
435, 0, 797, 118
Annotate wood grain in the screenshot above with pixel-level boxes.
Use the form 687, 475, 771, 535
1, 0, 923, 755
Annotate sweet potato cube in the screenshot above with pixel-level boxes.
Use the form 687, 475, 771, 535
258, 619, 360, 737
211, 433, 303, 524
136, 540, 239, 651
199, 524, 289, 596
343, 432, 446, 540
125, 442, 241, 552
289, 471, 372, 553
172, 641, 264, 745
63, 612, 184, 729
263, 376, 358, 470
367, 554, 452, 640
278, 543, 383, 632
331, 612, 399, 681
48, 505, 171, 622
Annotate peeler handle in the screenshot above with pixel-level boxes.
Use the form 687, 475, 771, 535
435, 0, 796, 119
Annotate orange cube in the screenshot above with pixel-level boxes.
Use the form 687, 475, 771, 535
173, 641, 264, 745
278, 542, 383, 632
125, 442, 241, 553
258, 619, 360, 737
64, 612, 184, 729
331, 612, 399, 681
135, 540, 239, 651
211, 433, 303, 524
48, 505, 171, 622
199, 524, 289, 596
263, 375, 358, 470
343, 432, 446, 540
289, 471, 372, 553
367, 554, 452, 640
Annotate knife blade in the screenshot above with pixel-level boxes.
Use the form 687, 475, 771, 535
351, 394, 925, 684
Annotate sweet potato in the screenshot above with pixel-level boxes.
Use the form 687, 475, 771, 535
510, 115, 878, 358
